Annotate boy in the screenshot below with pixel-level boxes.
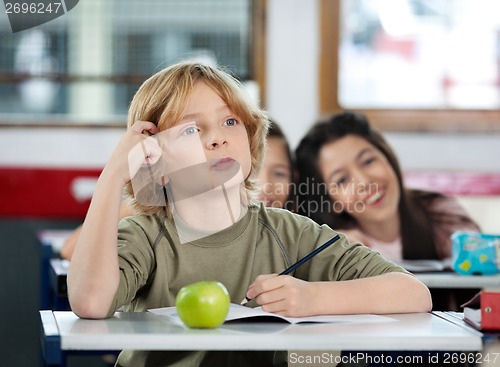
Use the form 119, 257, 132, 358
68, 62, 431, 367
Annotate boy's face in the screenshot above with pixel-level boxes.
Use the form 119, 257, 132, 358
161, 81, 252, 197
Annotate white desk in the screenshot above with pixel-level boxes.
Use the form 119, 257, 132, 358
394, 260, 500, 290
40, 310, 482, 354
37, 230, 72, 310
414, 273, 500, 289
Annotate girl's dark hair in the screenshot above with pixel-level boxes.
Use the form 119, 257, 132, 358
295, 111, 449, 259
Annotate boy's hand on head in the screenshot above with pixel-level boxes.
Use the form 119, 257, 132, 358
247, 274, 318, 317
106, 121, 160, 184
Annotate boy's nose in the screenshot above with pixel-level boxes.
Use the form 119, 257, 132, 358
206, 130, 228, 149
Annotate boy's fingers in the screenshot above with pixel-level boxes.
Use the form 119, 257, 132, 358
131, 120, 158, 134
252, 274, 277, 284
247, 274, 287, 299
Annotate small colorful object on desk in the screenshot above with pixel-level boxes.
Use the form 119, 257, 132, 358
451, 232, 500, 275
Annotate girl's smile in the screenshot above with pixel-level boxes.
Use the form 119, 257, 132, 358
364, 189, 386, 207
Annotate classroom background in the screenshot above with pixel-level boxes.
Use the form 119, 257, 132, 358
1, 1, 499, 366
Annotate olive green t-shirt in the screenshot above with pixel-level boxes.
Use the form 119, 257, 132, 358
109, 203, 407, 367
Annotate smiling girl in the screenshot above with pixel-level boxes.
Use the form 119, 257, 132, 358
295, 112, 479, 263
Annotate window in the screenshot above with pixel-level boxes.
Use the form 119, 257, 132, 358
0, 0, 263, 124
320, 0, 500, 131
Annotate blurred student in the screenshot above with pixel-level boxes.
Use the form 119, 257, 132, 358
61, 120, 294, 260
67, 62, 431, 366
295, 112, 480, 309
257, 120, 295, 210
295, 111, 479, 261
60, 201, 134, 260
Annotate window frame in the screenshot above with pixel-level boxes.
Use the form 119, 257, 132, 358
0, 0, 264, 127
252, 0, 267, 107
319, 0, 500, 132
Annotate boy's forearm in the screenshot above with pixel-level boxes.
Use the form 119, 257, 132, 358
312, 272, 432, 315
67, 170, 124, 318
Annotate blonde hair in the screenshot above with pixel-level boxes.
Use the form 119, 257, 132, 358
124, 61, 269, 217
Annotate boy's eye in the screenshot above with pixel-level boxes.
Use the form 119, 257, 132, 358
181, 126, 199, 136
224, 118, 237, 127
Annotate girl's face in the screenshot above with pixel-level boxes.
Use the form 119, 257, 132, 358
162, 81, 252, 194
317, 135, 400, 225
257, 137, 292, 208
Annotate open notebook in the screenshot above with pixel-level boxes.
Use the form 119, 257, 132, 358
148, 303, 395, 326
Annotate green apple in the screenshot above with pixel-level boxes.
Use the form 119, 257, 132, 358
175, 281, 230, 328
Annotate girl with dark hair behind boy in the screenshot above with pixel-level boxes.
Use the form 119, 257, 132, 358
295, 112, 480, 309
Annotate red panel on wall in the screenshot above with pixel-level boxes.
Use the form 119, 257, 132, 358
2, 167, 498, 219
0, 167, 102, 219
404, 171, 500, 196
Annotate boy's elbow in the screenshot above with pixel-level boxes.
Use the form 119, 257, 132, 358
395, 272, 432, 313
70, 300, 113, 319
69, 293, 114, 319
409, 277, 433, 312
424, 286, 432, 312
67, 271, 120, 319
419, 284, 433, 312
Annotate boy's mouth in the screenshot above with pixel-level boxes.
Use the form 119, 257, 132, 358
210, 158, 237, 171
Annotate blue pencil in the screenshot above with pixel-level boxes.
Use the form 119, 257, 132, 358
241, 234, 341, 304
279, 234, 341, 275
